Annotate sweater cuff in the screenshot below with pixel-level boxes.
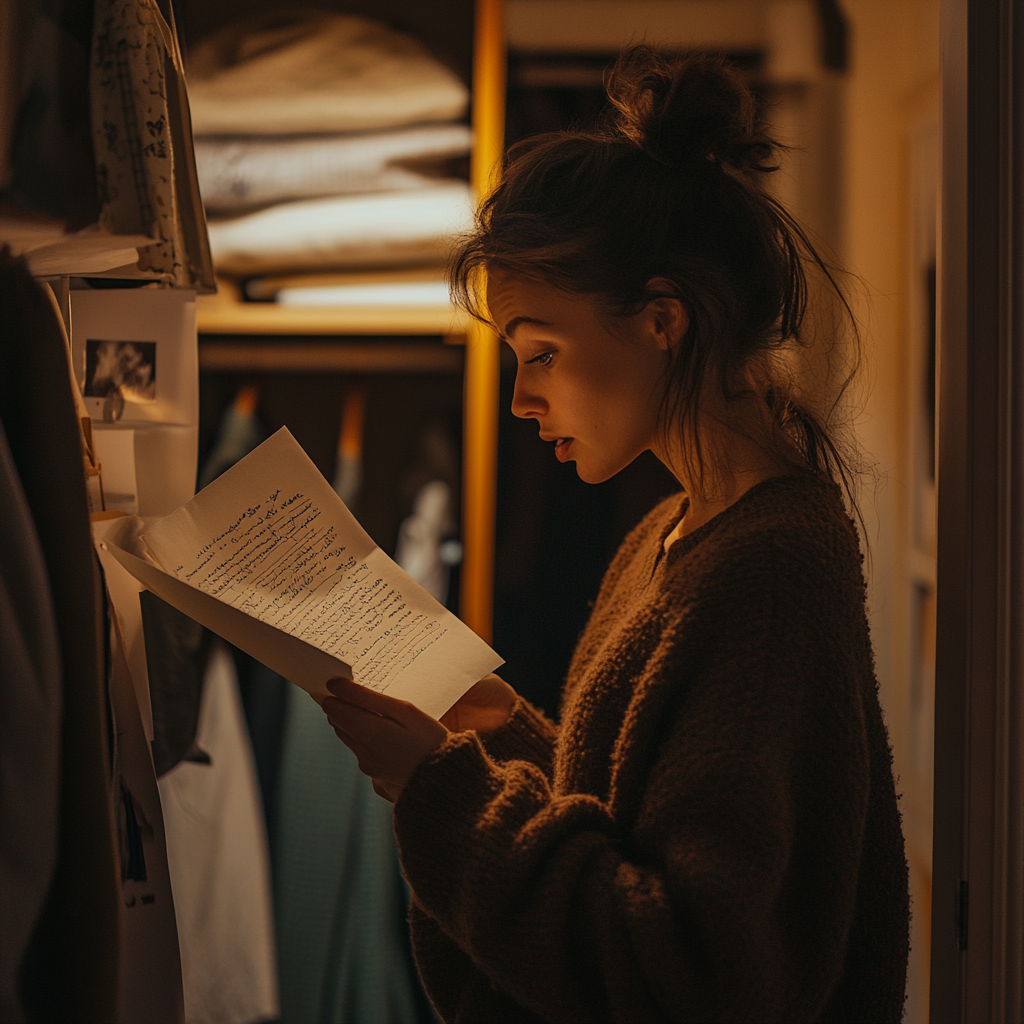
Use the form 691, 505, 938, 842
397, 729, 500, 840
480, 695, 558, 770
394, 731, 507, 907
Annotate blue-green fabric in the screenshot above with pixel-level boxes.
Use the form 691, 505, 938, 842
274, 685, 421, 1024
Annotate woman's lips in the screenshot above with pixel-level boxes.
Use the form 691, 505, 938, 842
554, 437, 574, 462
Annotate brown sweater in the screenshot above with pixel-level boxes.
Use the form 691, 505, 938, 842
394, 475, 910, 1023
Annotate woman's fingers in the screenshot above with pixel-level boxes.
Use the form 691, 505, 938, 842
323, 696, 403, 760
330, 717, 405, 783
320, 680, 449, 798
325, 676, 420, 727
440, 673, 518, 733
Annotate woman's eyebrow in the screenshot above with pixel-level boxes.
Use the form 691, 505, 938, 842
503, 315, 550, 340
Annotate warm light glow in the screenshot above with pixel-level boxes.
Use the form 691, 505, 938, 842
276, 281, 451, 307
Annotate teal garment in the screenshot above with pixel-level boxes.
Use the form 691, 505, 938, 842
275, 685, 422, 1024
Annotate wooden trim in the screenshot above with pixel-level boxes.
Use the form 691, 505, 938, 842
460, 0, 505, 642
196, 276, 471, 336
196, 303, 470, 336
198, 340, 465, 374
932, 1, 1024, 1019
196, 284, 470, 338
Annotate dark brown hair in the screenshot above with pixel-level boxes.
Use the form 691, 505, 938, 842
450, 46, 862, 519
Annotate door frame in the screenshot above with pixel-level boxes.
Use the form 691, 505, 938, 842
931, 0, 1024, 1019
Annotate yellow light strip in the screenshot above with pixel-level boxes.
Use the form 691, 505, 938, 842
460, 0, 505, 642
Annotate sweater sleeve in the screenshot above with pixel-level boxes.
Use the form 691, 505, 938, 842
478, 695, 558, 773
393, 541, 878, 1023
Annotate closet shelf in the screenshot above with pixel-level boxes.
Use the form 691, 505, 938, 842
197, 277, 470, 337
198, 338, 465, 374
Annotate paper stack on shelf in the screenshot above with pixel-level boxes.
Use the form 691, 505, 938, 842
0, 214, 157, 277
189, 12, 474, 289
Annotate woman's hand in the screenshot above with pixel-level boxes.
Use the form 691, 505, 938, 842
440, 674, 517, 733
321, 678, 447, 803
321, 674, 518, 802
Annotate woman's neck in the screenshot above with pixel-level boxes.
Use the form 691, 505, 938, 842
662, 465, 781, 550
655, 396, 795, 550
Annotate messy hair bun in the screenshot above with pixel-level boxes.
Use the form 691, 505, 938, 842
605, 47, 779, 175
450, 46, 861, 521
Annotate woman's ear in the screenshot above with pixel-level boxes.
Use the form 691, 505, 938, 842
644, 278, 690, 352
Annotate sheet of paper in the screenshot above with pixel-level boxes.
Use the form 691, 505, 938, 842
93, 516, 153, 741
109, 428, 502, 718
92, 428, 139, 514
104, 531, 351, 705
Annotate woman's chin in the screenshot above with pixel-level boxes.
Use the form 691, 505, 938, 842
574, 460, 619, 486
572, 447, 646, 485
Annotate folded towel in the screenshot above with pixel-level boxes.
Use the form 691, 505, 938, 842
195, 124, 472, 212
188, 13, 469, 136
205, 183, 474, 276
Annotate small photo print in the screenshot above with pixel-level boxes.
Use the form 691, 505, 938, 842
84, 340, 156, 403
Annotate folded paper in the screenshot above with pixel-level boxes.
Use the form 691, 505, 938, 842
105, 428, 501, 718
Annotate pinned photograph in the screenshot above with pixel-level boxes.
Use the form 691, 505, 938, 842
84, 340, 157, 403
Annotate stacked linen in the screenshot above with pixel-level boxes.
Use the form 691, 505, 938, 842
188, 12, 474, 280
194, 126, 474, 211
200, 182, 474, 279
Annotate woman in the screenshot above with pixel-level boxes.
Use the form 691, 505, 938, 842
322, 49, 910, 1023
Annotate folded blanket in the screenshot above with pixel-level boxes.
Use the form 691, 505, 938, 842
195, 124, 472, 212
188, 13, 469, 136
205, 183, 474, 276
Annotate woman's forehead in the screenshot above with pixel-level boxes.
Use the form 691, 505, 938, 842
486, 271, 592, 327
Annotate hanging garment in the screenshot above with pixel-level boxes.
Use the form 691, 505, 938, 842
187, 13, 468, 137
141, 591, 211, 777
159, 641, 279, 1024
0, 420, 61, 1024
394, 480, 455, 605
235, 654, 290, 850
393, 418, 462, 606
90, 0, 214, 289
2, 0, 100, 227
195, 124, 473, 213
0, 249, 120, 1021
199, 384, 265, 490
332, 387, 365, 511
274, 686, 423, 1024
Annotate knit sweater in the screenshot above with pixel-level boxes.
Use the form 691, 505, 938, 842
394, 474, 910, 1023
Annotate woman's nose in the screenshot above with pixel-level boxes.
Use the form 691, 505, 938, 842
510, 372, 546, 420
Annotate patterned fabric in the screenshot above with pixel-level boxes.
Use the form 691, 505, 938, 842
91, 0, 214, 289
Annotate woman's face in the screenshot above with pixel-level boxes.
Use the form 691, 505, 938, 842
487, 271, 682, 484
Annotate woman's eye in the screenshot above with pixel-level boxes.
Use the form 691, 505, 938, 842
527, 352, 554, 366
